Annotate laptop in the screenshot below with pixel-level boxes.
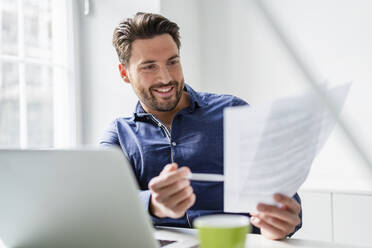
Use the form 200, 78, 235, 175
0, 148, 198, 248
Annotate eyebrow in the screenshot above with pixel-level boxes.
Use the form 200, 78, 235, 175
139, 55, 179, 65
168, 55, 179, 61
140, 60, 156, 65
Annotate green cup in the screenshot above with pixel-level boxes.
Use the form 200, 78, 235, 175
194, 214, 250, 248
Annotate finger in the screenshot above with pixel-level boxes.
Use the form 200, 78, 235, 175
166, 186, 194, 208
149, 167, 190, 190
153, 179, 190, 202
160, 163, 178, 176
274, 194, 301, 214
256, 212, 294, 234
154, 167, 190, 189
250, 212, 258, 217
173, 193, 196, 214
153, 180, 190, 203
257, 204, 300, 226
250, 216, 286, 240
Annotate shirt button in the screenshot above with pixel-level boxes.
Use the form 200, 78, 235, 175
157, 122, 162, 127
172, 141, 177, 146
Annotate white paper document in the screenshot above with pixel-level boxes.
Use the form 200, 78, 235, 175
224, 84, 350, 213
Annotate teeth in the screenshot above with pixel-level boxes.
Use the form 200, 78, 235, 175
156, 87, 172, 93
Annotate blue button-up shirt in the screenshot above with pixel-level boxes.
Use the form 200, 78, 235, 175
100, 84, 302, 235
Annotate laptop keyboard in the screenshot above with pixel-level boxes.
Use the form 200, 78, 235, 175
157, 239, 199, 248
158, 239, 177, 247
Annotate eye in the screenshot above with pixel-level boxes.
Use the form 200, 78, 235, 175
169, 59, 179, 66
142, 64, 156, 70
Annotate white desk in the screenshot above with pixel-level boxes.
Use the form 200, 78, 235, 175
0, 227, 366, 248
154, 227, 368, 248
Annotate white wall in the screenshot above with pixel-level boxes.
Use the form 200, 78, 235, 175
293, 190, 333, 242
293, 189, 372, 247
75, 0, 160, 145
259, 0, 372, 192
333, 192, 372, 246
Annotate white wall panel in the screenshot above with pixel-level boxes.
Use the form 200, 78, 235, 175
333, 193, 372, 246
292, 191, 333, 242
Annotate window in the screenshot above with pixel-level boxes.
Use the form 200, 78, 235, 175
0, 0, 78, 148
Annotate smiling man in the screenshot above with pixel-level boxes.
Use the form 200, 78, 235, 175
100, 12, 302, 240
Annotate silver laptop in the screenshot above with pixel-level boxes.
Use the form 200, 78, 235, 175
0, 149, 198, 248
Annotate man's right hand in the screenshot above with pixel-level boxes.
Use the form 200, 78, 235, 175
148, 163, 196, 218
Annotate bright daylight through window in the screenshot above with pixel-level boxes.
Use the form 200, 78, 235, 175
0, 0, 76, 148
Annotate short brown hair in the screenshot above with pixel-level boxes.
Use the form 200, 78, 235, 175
112, 12, 181, 65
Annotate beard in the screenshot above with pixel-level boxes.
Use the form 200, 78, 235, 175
134, 79, 184, 112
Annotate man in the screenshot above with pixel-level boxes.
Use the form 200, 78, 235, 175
100, 12, 302, 240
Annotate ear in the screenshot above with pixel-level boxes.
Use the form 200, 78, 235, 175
118, 64, 130, 83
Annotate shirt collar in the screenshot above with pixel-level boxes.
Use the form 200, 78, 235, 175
184, 83, 207, 112
133, 83, 207, 120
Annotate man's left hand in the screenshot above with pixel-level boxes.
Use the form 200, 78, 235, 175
250, 193, 301, 240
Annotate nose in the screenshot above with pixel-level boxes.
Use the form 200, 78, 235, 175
157, 65, 172, 84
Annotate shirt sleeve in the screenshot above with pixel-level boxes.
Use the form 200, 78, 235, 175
99, 120, 154, 216
139, 189, 152, 211
288, 192, 302, 237
99, 120, 120, 148
232, 96, 249, 107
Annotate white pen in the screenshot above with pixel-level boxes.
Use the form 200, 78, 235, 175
186, 173, 225, 182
